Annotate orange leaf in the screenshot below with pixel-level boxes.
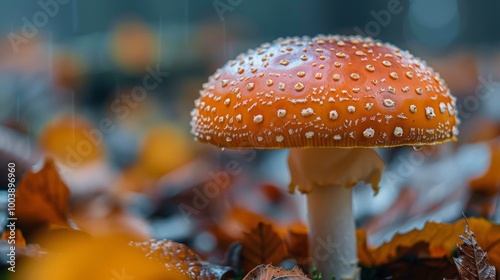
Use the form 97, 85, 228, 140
356, 229, 377, 267
285, 222, 310, 269
469, 142, 500, 196
132, 239, 235, 279
17, 158, 72, 237
358, 218, 500, 272
357, 233, 458, 279
1, 229, 26, 247
210, 207, 275, 252
243, 264, 310, 280
241, 222, 288, 273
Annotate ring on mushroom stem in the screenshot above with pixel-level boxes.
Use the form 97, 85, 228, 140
190, 35, 459, 279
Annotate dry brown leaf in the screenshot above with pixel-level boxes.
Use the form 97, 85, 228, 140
285, 222, 310, 269
358, 218, 500, 271
132, 239, 234, 279
241, 222, 289, 273
243, 264, 310, 280
210, 207, 275, 255
454, 217, 496, 280
17, 158, 72, 237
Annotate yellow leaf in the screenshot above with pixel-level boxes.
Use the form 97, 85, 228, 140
15, 235, 185, 280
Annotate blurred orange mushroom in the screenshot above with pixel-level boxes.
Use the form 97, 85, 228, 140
39, 114, 104, 168
137, 124, 195, 180
110, 20, 158, 73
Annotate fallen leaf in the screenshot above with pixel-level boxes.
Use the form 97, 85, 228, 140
209, 207, 275, 255
359, 230, 458, 279
469, 142, 500, 196
241, 222, 288, 273
285, 222, 310, 269
367, 240, 458, 280
357, 229, 377, 268
454, 217, 496, 280
17, 158, 72, 237
132, 239, 235, 279
243, 264, 310, 280
1, 229, 26, 248
373, 256, 458, 280
466, 142, 500, 218
358, 218, 500, 271
15, 235, 182, 280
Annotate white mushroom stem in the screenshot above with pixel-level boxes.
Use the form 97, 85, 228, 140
307, 185, 356, 279
288, 148, 384, 280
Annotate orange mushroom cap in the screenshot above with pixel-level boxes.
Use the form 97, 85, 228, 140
191, 35, 459, 149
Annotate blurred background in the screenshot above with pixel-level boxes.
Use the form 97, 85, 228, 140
0, 0, 500, 271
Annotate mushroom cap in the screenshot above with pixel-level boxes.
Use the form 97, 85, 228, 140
191, 35, 459, 149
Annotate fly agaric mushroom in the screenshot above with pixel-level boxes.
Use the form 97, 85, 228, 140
190, 35, 459, 279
